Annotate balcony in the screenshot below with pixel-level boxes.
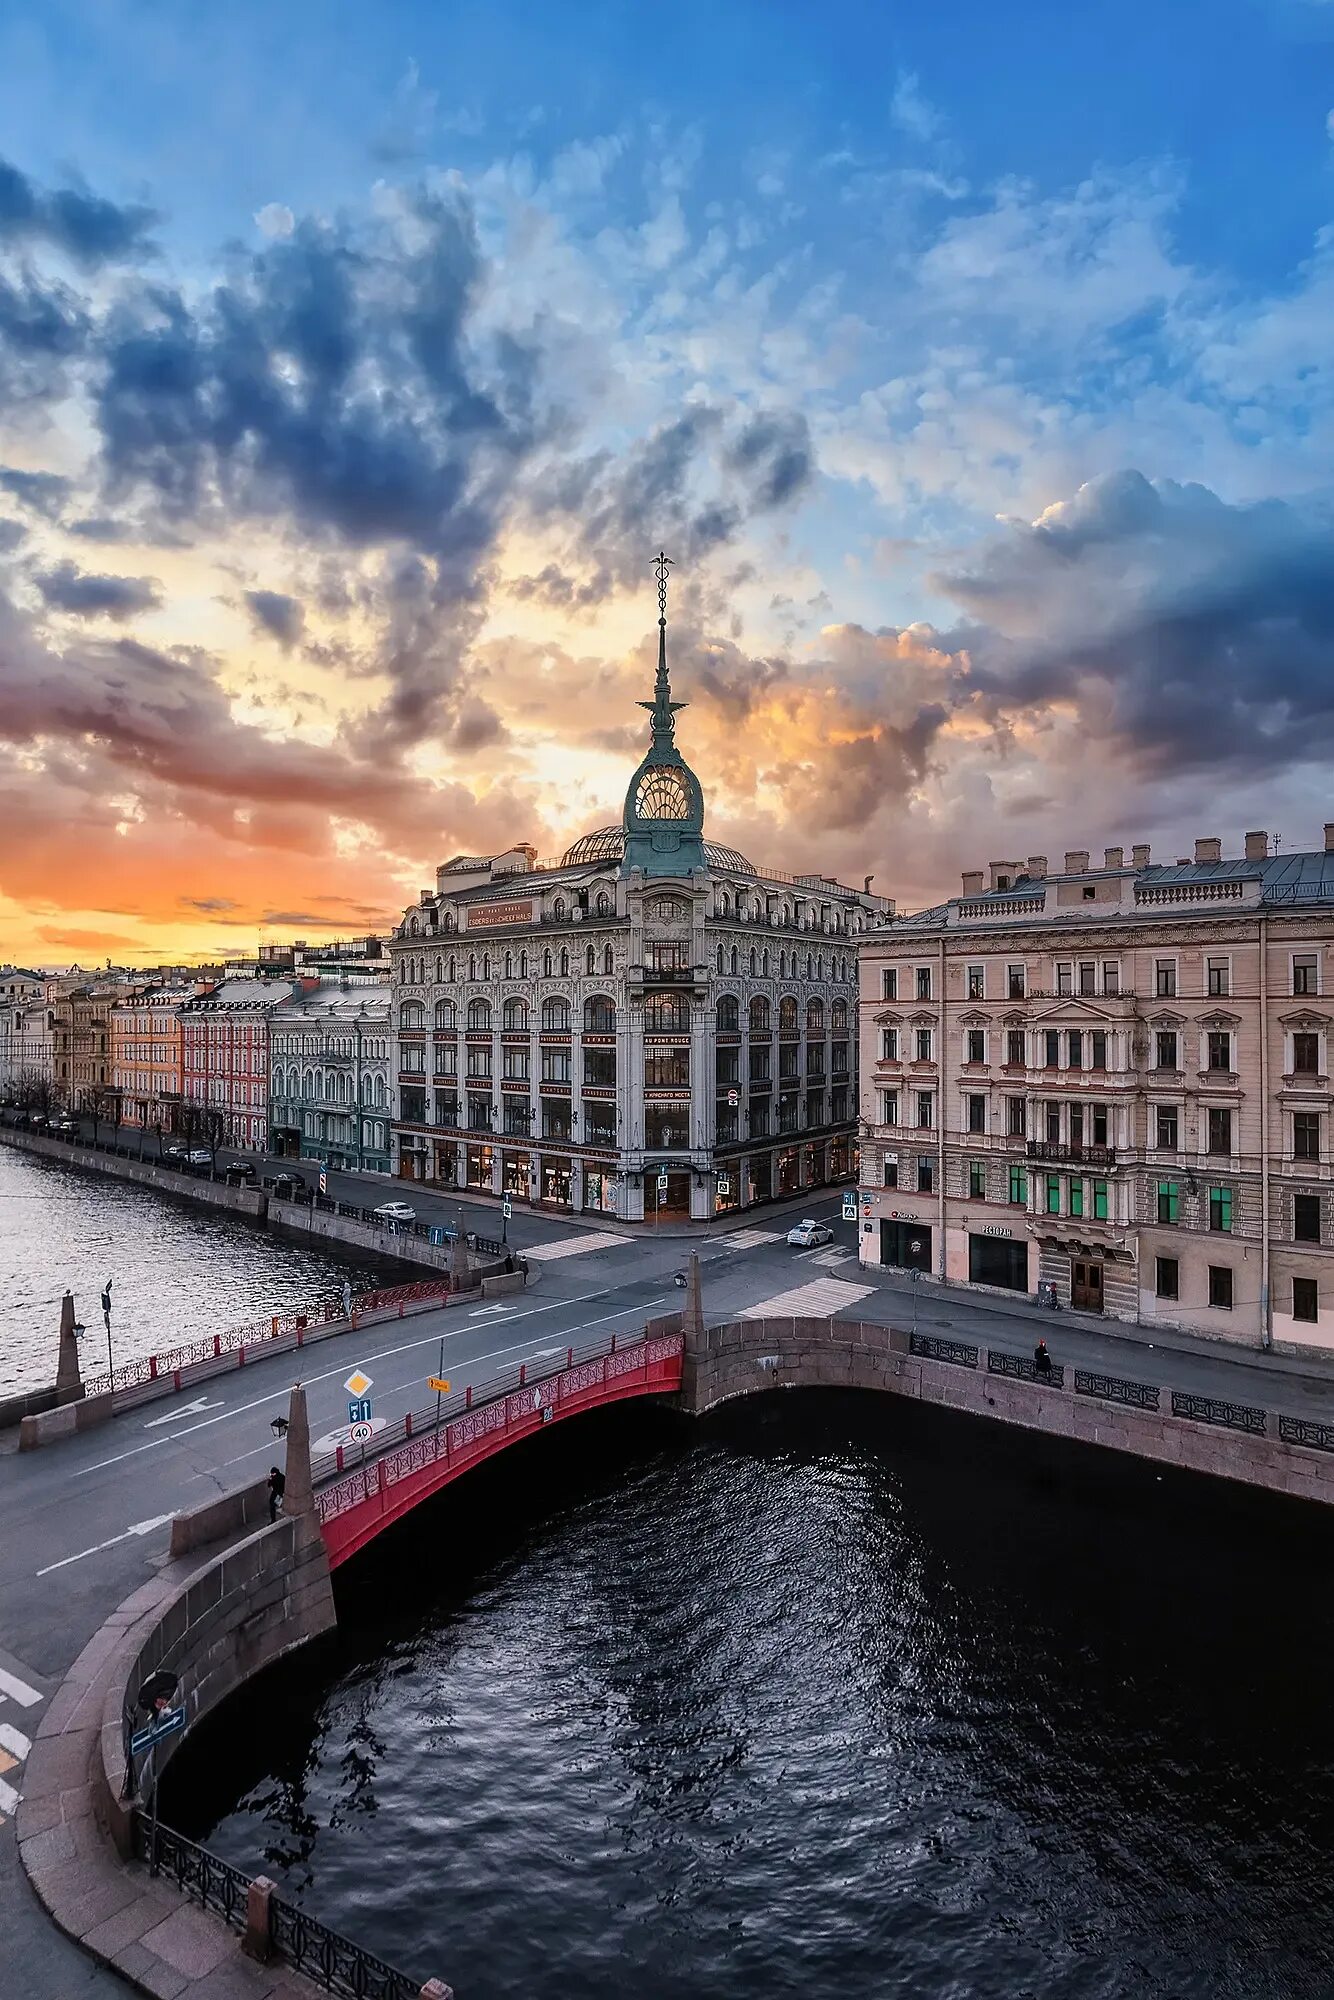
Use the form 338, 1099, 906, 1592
1026, 1141, 1116, 1167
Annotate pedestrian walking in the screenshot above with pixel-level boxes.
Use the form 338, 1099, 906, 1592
267, 1465, 286, 1522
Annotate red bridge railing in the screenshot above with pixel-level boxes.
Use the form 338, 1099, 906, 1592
314, 1329, 685, 1567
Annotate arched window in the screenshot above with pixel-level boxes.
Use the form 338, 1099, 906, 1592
749, 948, 757, 976
543, 949, 552, 977
584, 996, 616, 1032
466, 999, 492, 1032
482, 954, 490, 981
603, 944, 614, 975
717, 996, 739, 1032
806, 999, 824, 1034
448, 955, 456, 983
443, 910, 457, 932
595, 890, 612, 917
817, 954, 824, 981
587, 944, 597, 974
749, 997, 771, 1034
762, 949, 770, 977
399, 1001, 425, 1030
717, 945, 725, 973
553, 896, 567, 920
434, 999, 456, 1030
831, 999, 848, 1030
559, 947, 569, 977
719, 890, 731, 916
435, 955, 443, 983
806, 953, 813, 980
468, 953, 477, 981
730, 945, 738, 974
779, 951, 787, 978
502, 997, 529, 1032
409, 916, 420, 936
779, 996, 798, 1031
542, 997, 571, 1032
504, 951, 513, 979
520, 951, 528, 979
644, 993, 689, 1032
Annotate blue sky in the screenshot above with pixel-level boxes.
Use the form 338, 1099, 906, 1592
0, 0, 1331, 959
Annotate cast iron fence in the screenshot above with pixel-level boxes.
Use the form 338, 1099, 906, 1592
908, 1331, 978, 1368
133, 1817, 249, 1931
1170, 1390, 1267, 1436
1073, 1369, 1160, 1411
987, 1348, 1066, 1389
1279, 1413, 1334, 1452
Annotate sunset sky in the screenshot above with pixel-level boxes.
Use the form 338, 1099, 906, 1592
2, 0, 1333, 966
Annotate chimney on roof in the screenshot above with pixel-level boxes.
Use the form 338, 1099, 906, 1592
1325, 823, 1334, 854
1244, 831, 1268, 861
1195, 837, 1222, 863
1064, 850, 1090, 874
961, 870, 984, 896
1132, 843, 1151, 867
1104, 846, 1124, 869
989, 860, 1020, 890
1026, 854, 1047, 879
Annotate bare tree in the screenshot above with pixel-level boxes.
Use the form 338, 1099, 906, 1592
14, 1068, 64, 1121
203, 1108, 227, 1174
82, 1083, 115, 1147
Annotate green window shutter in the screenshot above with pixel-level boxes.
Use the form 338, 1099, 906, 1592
1046, 1173, 1061, 1214
1093, 1179, 1108, 1220
1069, 1178, 1083, 1217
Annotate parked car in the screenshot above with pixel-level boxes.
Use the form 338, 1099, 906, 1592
786, 1219, 834, 1248
186, 1148, 213, 1167
373, 1200, 417, 1226
163, 1142, 187, 1160
224, 1159, 256, 1181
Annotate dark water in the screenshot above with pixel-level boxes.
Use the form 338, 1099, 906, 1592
0, 1145, 405, 1391
166, 1393, 1334, 2000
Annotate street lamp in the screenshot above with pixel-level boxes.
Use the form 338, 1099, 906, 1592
101, 1277, 115, 1382
269, 1414, 289, 1441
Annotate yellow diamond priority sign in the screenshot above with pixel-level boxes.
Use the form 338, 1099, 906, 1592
344, 1368, 373, 1399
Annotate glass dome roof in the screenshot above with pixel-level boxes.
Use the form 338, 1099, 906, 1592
561, 826, 755, 875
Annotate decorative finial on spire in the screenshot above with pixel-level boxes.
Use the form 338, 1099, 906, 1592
642, 549, 684, 745
654, 548, 673, 625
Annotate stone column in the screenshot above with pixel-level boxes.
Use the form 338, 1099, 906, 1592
281, 1383, 317, 1532
682, 1251, 705, 1341
449, 1216, 471, 1292
55, 1290, 84, 1404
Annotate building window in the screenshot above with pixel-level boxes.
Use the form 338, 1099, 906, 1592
1102, 962, 1119, 996
1155, 1030, 1178, 1071
967, 1093, 986, 1133
916, 1092, 934, 1128
1007, 1097, 1027, 1138
1056, 963, 1072, 996
1006, 1029, 1025, 1067
502, 1049, 529, 1081
1045, 1101, 1061, 1144
1157, 1180, 1179, 1224
1155, 960, 1176, 998
750, 1045, 772, 1083
1068, 1029, 1083, 1068
1092, 1180, 1108, 1221
644, 1050, 689, 1088
1209, 1185, 1233, 1233
1207, 1107, 1233, 1155
966, 1028, 985, 1064
1293, 1276, 1319, 1323
1294, 1193, 1321, 1243
1156, 1256, 1179, 1300
1091, 1030, 1107, 1070
916, 1028, 933, 1062
1007, 964, 1026, 999
1154, 1104, 1178, 1149
1208, 1265, 1233, 1310
967, 965, 985, 1000
1091, 1103, 1109, 1146
750, 997, 771, 1034
540, 1047, 572, 1083
1206, 957, 1229, 997
466, 1049, 495, 1081
1078, 961, 1096, 996
751, 1101, 770, 1138
880, 1091, 898, 1126
1293, 955, 1318, 996
1044, 1030, 1060, 1068
1294, 1111, 1321, 1161
584, 1049, 616, 1086
541, 996, 572, 1033
881, 970, 897, 1001
1069, 1177, 1084, 1218
1293, 1032, 1320, 1075
917, 1156, 934, 1193
1207, 1031, 1231, 1072
969, 1159, 986, 1198
881, 1028, 899, 1060
915, 968, 932, 1000
644, 993, 688, 1032
1008, 1164, 1027, 1204
1045, 1173, 1061, 1215
883, 1155, 898, 1188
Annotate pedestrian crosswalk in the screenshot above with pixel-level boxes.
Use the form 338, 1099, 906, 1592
523, 1232, 633, 1262
739, 1275, 876, 1320
716, 1227, 784, 1249
804, 1245, 857, 1269
0, 1661, 42, 1827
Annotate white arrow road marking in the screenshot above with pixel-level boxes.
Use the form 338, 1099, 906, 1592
0, 1666, 41, 1707
468, 1303, 514, 1318
144, 1396, 223, 1428
0, 1722, 32, 1759
36, 1511, 179, 1577
0, 1775, 20, 1816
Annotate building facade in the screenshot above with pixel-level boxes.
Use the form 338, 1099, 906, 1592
269, 975, 393, 1173
53, 984, 132, 1103
858, 832, 1334, 1350
0, 968, 51, 1098
180, 978, 299, 1149
110, 984, 204, 1130
390, 571, 890, 1222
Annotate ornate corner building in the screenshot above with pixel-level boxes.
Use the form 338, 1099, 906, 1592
390, 562, 892, 1222
857, 832, 1334, 1349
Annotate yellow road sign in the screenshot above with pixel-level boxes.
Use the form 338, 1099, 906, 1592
344, 1368, 373, 1398
428, 1376, 451, 1394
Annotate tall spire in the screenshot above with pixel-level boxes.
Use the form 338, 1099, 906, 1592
641, 549, 684, 748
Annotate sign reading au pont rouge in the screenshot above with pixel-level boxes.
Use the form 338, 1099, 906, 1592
467, 900, 534, 928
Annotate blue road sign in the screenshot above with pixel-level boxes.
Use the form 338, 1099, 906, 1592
131, 1705, 186, 1756
842, 1193, 857, 1221
348, 1397, 372, 1425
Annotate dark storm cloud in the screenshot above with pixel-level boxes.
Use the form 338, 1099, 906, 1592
34, 559, 162, 621
0, 465, 72, 518
726, 410, 815, 510
0, 268, 90, 403
243, 587, 306, 649
0, 157, 159, 267
937, 470, 1334, 780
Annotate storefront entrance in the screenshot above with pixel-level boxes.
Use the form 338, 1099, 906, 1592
466, 1144, 494, 1191
502, 1151, 529, 1197
541, 1159, 573, 1207
880, 1218, 932, 1272
968, 1234, 1029, 1292
1072, 1258, 1104, 1311
648, 1168, 691, 1218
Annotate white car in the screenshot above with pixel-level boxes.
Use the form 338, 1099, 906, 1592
374, 1201, 417, 1225
187, 1148, 213, 1166
787, 1219, 834, 1248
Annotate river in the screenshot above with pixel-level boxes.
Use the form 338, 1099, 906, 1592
164, 1390, 1334, 2000
0, 1144, 405, 1393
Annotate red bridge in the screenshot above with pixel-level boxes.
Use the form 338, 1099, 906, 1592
313, 1331, 685, 1567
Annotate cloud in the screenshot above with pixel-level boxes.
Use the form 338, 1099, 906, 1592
34, 559, 162, 621
0, 465, 72, 519
243, 587, 306, 649
0, 156, 158, 267
890, 71, 943, 144
254, 202, 295, 240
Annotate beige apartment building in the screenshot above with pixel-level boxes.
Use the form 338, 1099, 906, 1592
857, 830, 1334, 1351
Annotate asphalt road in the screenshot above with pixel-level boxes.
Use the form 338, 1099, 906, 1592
4, 1184, 1334, 1999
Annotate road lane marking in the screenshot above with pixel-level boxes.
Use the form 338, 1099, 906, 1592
522, 1233, 631, 1261
0, 1771, 21, 1817
468, 1304, 514, 1318
739, 1277, 876, 1320
0, 1722, 32, 1759
35, 1511, 179, 1577
73, 1293, 672, 1477
144, 1396, 224, 1428
0, 1666, 41, 1707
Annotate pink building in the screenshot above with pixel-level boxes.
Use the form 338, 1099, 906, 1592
179, 977, 302, 1150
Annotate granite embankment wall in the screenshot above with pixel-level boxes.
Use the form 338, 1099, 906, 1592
2, 1126, 267, 1213
682, 1318, 1334, 1506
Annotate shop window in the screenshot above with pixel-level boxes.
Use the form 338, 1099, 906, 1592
1208, 1265, 1233, 1309
1293, 1276, 1319, 1323
1156, 1256, 1179, 1300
